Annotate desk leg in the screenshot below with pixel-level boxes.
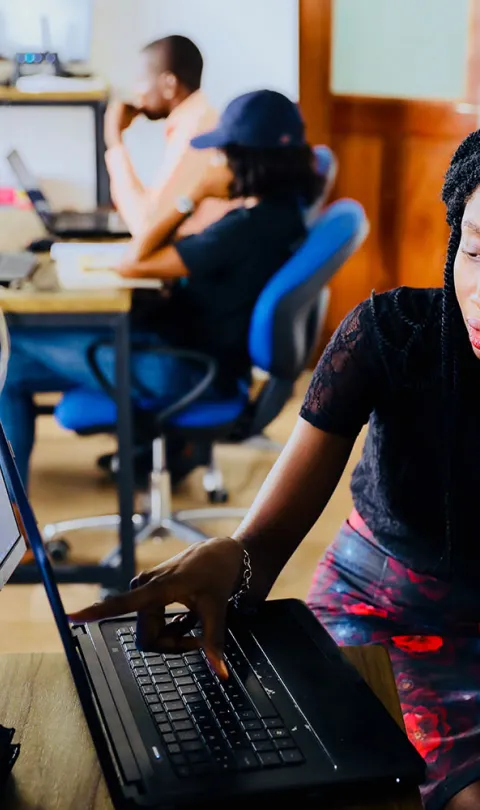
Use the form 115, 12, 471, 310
115, 313, 135, 590
94, 100, 111, 207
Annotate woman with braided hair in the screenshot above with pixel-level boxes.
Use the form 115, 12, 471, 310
72, 131, 480, 808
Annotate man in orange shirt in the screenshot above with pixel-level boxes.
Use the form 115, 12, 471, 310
105, 35, 231, 252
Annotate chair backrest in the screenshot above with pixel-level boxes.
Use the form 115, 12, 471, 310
249, 198, 368, 381
305, 145, 338, 227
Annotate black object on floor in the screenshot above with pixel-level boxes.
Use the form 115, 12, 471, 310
0, 724, 20, 789
97, 439, 212, 489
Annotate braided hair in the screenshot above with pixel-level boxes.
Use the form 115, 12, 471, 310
441, 130, 480, 571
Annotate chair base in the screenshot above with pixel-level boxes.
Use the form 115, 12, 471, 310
43, 437, 248, 569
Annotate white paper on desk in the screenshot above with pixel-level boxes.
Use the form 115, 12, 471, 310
16, 75, 107, 94
51, 243, 162, 290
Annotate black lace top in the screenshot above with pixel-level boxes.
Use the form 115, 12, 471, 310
301, 286, 480, 577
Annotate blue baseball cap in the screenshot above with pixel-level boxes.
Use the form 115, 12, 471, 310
191, 90, 306, 150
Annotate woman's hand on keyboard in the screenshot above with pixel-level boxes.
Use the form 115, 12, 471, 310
68, 537, 244, 679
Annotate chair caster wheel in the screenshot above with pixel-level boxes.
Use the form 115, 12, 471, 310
208, 489, 229, 504
47, 538, 70, 563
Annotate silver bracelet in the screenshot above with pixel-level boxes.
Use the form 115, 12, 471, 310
229, 547, 252, 609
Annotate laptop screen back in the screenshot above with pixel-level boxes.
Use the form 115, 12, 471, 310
0, 420, 118, 789
0, 458, 25, 589
6, 150, 53, 226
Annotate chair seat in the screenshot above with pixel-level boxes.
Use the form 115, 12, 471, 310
54, 388, 248, 433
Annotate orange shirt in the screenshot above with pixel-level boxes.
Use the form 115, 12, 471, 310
105, 91, 233, 238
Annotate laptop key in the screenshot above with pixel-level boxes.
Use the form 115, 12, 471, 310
189, 663, 205, 673
183, 693, 204, 706
258, 752, 281, 768
170, 668, 189, 678
179, 684, 198, 696
146, 695, 160, 705
163, 733, 176, 745
150, 667, 172, 683
264, 717, 283, 729
117, 627, 130, 636
164, 700, 184, 712
157, 683, 176, 694
171, 754, 186, 766
172, 720, 194, 733
188, 751, 208, 764
280, 749, 304, 765
269, 728, 289, 739
134, 667, 148, 678
247, 730, 268, 742
177, 730, 199, 743
138, 676, 152, 686
128, 652, 141, 661
176, 766, 191, 778
131, 660, 147, 669
182, 740, 204, 753
234, 750, 259, 770
273, 738, 296, 750
142, 686, 156, 696
169, 709, 189, 722
168, 743, 181, 755
124, 643, 137, 652
242, 720, 262, 731
158, 722, 171, 734
253, 741, 275, 753
146, 658, 165, 668
238, 710, 257, 721
175, 676, 194, 686
150, 666, 169, 676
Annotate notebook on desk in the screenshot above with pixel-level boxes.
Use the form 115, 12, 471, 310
0, 418, 425, 809
50, 242, 161, 290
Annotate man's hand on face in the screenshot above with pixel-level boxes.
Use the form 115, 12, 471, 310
105, 102, 141, 149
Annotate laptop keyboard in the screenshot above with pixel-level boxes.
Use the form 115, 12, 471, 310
116, 625, 304, 778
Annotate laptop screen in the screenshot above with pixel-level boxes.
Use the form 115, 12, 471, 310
0, 461, 25, 590
6, 150, 52, 225
0, 420, 118, 793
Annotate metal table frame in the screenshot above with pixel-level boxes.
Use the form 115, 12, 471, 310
8, 309, 135, 591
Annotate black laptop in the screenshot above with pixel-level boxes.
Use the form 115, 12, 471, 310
6, 149, 130, 238
0, 422, 425, 808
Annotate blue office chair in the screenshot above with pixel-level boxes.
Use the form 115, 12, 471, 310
44, 198, 369, 558
306, 145, 338, 226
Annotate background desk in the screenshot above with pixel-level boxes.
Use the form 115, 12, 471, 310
0, 261, 135, 592
0, 645, 422, 810
0, 86, 110, 207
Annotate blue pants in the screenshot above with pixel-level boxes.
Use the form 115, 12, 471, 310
0, 327, 207, 487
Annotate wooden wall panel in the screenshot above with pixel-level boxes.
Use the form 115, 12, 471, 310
396, 140, 455, 289
326, 135, 385, 333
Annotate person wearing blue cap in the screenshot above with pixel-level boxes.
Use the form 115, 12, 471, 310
0, 90, 322, 488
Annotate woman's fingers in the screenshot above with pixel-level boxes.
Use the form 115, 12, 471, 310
197, 596, 229, 679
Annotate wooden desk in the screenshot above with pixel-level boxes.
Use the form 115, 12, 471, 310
0, 86, 110, 206
1, 647, 422, 810
1, 261, 135, 593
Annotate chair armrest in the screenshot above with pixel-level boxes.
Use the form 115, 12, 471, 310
86, 340, 218, 427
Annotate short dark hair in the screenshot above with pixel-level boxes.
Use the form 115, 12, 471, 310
225, 144, 323, 205
143, 35, 203, 92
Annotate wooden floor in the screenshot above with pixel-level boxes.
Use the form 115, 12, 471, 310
0, 374, 363, 654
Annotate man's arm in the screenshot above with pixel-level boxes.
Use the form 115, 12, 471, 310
104, 102, 151, 236
106, 144, 149, 236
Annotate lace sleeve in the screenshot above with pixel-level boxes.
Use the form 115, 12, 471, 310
300, 297, 382, 437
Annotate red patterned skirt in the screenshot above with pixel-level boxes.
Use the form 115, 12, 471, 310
307, 511, 480, 810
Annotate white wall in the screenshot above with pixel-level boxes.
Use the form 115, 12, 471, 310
0, 0, 299, 208
331, 0, 469, 99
